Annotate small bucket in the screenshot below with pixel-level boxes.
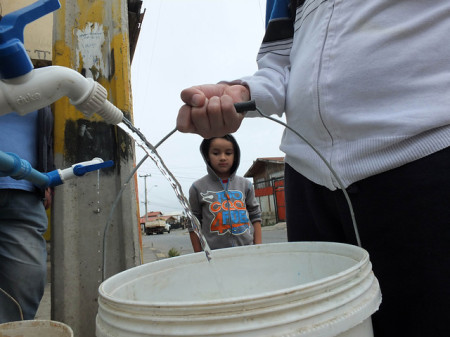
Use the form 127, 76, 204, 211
97, 242, 381, 336
0, 320, 73, 337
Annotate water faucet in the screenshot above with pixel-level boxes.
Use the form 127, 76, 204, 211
0, 0, 123, 124
0, 150, 114, 188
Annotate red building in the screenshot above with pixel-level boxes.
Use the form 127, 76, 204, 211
244, 157, 285, 226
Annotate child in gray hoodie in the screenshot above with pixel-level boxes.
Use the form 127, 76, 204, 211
188, 134, 262, 252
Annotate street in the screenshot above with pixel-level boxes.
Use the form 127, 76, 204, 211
142, 223, 288, 263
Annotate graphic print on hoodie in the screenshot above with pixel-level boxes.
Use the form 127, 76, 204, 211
201, 189, 250, 236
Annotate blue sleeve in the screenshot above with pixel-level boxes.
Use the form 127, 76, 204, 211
266, 0, 291, 28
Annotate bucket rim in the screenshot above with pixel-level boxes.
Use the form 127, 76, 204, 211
0, 319, 74, 334
98, 242, 371, 308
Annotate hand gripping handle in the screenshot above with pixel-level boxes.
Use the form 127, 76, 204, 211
234, 100, 256, 113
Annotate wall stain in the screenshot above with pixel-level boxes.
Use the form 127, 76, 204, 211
109, 47, 115, 81
64, 119, 134, 175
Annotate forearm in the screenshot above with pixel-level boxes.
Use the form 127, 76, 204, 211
241, 64, 289, 119
253, 221, 262, 244
189, 231, 203, 252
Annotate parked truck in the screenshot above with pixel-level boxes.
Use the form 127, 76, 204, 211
145, 218, 170, 235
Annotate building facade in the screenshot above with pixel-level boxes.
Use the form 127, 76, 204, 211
244, 157, 285, 226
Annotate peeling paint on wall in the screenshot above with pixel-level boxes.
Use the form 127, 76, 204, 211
75, 23, 107, 80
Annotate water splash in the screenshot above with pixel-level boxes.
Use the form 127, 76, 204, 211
118, 117, 212, 261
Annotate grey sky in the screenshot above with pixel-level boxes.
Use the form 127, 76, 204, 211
131, 0, 285, 215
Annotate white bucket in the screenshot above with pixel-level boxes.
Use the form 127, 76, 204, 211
0, 320, 73, 337
96, 242, 381, 337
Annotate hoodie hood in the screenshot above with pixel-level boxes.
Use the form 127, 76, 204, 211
200, 134, 241, 179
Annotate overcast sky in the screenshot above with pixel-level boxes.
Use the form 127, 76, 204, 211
131, 0, 285, 215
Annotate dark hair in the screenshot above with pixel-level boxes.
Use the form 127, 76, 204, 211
200, 134, 239, 174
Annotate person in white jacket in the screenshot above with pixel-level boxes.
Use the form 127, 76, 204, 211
176, 0, 450, 336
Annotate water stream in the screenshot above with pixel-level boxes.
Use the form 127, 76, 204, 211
118, 117, 212, 261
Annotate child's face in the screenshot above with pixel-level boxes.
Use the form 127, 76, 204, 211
208, 138, 234, 179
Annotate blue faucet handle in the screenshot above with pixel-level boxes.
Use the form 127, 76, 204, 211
0, 0, 61, 79
73, 160, 114, 177
46, 158, 114, 187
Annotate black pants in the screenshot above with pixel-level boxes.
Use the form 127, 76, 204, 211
285, 147, 450, 337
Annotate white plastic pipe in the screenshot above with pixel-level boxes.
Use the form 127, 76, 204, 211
0, 66, 123, 124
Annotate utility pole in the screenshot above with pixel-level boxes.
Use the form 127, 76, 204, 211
52, 1, 140, 335
139, 174, 151, 221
